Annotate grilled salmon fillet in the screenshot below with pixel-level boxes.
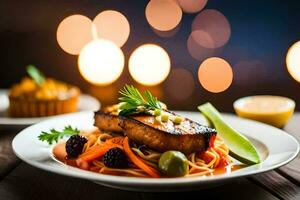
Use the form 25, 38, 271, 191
94, 109, 217, 154
94, 111, 123, 133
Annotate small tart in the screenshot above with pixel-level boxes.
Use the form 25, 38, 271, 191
9, 78, 80, 117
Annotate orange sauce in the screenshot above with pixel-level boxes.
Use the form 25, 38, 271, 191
53, 142, 67, 162
209, 164, 247, 176
52, 142, 77, 166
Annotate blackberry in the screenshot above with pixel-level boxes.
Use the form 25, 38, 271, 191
65, 135, 87, 158
103, 147, 128, 168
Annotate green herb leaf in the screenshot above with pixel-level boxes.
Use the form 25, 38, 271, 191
27, 65, 45, 86
38, 125, 80, 145
119, 108, 138, 116
118, 85, 162, 116
144, 90, 162, 110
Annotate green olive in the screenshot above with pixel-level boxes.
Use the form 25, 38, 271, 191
158, 151, 189, 177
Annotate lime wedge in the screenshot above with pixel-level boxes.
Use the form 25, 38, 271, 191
198, 103, 260, 165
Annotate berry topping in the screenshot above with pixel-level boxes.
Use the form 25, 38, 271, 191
65, 135, 87, 158
103, 147, 128, 168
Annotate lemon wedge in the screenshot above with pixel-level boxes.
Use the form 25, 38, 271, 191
234, 95, 295, 128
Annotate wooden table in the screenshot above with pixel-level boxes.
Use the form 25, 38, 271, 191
0, 114, 299, 200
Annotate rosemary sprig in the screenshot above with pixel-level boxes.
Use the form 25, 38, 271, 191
38, 125, 80, 145
118, 85, 162, 116
27, 65, 45, 86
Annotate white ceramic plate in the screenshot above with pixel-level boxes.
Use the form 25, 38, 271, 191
0, 89, 100, 128
12, 111, 299, 192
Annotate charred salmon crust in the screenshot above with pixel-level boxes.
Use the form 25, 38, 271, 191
119, 114, 217, 154
94, 110, 217, 154
94, 110, 123, 132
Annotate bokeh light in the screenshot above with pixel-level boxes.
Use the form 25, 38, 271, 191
151, 23, 181, 38
192, 9, 231, 48
145, 0, 182, 31
286, 40, 300, 83
78, 39, 124, 85
177, 0, 208, 13
129, 44, 171, 86
187, 30, 219, 61
93, 10, 130, 47
198, 57, 233, 93
57, 14, 93, 55
165, 68, 195, 100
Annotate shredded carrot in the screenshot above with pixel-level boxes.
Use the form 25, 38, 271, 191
77, 143, 120, 162
198, 151, 214, 164
123, 137, 160, 178
90, 166, 100, 172
209, 134, 216, 147
216, 156, 230, 168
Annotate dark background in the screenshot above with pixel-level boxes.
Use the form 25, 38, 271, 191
0, 0, 299, 111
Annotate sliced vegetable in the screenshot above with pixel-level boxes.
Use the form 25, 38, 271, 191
198, 103, 261, 164
77, 143, 120, 162
209, 134, 216, 148
198, 151, 214, 164
26, 65, 45, 86
123, 137, 160, 178
217, 157, 230, 168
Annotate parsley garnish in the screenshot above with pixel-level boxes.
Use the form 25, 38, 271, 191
27, 65, 45, 86
38, 125, 80, 145
118, 85, 162, 116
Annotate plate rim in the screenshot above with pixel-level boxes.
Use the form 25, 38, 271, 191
12, 111, 300, 187
0, 89, 100, 126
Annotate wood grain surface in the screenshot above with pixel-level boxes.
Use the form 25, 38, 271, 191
0, 130, 20, 180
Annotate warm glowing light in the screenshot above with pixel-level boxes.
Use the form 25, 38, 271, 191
93, 10, 130, 47
166, 68, 195, 100
192, 9, 231, 48
78, 39, 124, 85
57, 15, 93, 55
177, 0, 208, 13
145, 0, 182, 31
191, 30, 215, 48
151, 24, 180, 38
286, 40, 300, 83
198, 57, 233, 93
129, 44, 171, 86
187, 31, 217, 61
